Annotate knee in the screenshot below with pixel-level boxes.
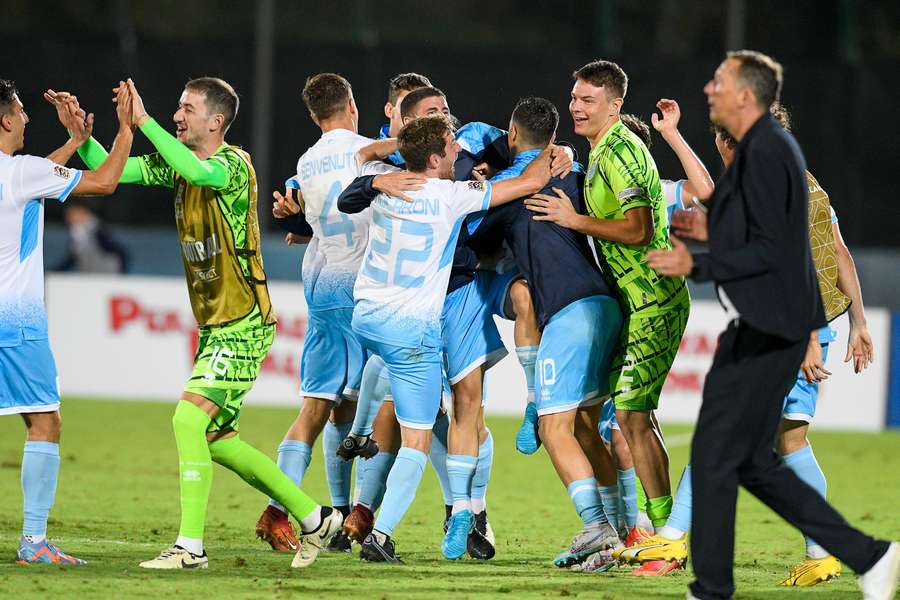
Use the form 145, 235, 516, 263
509, 279, 533, 319
612, 431, 633, 465
331, 400, 356, 425
26, 411, 62, 442
538, 414, 571, 445
301, 396, 333, 426
615, 409, 650, 435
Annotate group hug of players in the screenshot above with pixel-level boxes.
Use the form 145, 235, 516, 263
2, 51, 874, 590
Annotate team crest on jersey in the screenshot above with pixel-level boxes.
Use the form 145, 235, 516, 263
468, 181, 485, 191
53, 165, 71, 179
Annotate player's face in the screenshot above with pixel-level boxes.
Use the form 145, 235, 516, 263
705, 59, 741, 127
407, 95, 451, 125
437, 132, 460, 180
173, 90, 217, 149
569, 79, 617, 140
5, 95, 28, 151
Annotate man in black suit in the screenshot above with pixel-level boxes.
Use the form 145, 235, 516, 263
647, 50, 898, 600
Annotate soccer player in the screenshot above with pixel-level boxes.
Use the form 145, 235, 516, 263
255, 73, 397, 555
347, 115, 551, 562
526, 60, 691, 535
630, 104, 881, 586
376, 73, 433, 166
2, 79, 134, 565
466, 97, 623, 569
73, 78, 341, 569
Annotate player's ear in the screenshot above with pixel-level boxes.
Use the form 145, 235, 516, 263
0, 111, 12, 132
610, 98, 623, 116
383, 102, 393, 120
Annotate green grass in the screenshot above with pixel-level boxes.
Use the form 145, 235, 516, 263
1, 398, 897, 599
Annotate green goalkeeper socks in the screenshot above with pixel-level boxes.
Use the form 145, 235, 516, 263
172, 400, 214, 540
635, 475, 649, 514
209, 435, 319, 522
647, 495, 674, 529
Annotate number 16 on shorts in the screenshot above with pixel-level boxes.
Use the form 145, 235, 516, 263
204, 346, 233, 382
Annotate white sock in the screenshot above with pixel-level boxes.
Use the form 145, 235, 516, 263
657, 525, 686, 541
806, 543, 829, 560
372, 529, 388, 544
175, 536, 203, 555
451, 499, 471, 515
637, 511, 654, 532
22, 534, 46, 544
299, 506, 324, 533
471, 497, 486, 514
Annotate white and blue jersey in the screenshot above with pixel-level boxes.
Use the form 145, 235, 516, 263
353, 178, 491, 429
662, 179, 690, 228
0, 151, 81, 414
352, 178, 492, 348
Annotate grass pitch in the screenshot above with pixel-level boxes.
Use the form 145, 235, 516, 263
0, 398, 897, 599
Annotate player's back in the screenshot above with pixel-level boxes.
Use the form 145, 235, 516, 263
295, 128, 377, 309
352, 178, 491, 348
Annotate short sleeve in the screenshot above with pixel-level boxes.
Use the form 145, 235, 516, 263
605, 139, 650, 212
660, 179, 685, 210
136, 153, 176, 188
360, 160, 399, 176
448, 180, 492, 220
14, 155, 82, 205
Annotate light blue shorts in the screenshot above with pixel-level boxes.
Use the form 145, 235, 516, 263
535, 295, 622, 417
0, 339, 60, 416
782, 343, 830, 423
358, 334, 443, 430
301, 307, 367, 402
598, 398, 619, 444
440, 271, 517, 386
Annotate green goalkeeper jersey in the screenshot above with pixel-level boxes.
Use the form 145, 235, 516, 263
584, 120, 689, 318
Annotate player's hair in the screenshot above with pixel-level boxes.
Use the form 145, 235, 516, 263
712, 102, 792, 149
573, 60, 628, 99
302, 72, 352, 122
511, 97, 558, 147
387, 73, 432, 105
185, 77, 239, 132
0, 79, 18, 115
726, 50, 783, 111
399, 86, 446, 121
619, 113, 652, 148
398, 115, 453, 172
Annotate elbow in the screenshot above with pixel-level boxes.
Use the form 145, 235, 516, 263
98, 176, 119, 195
696, 180, 714, 201
625, 224, 654, 246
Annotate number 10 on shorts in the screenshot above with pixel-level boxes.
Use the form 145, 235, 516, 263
538, 358, 557, 386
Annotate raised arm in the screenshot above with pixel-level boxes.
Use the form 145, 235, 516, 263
652, 99, 714, 201
70, 83, 135, 196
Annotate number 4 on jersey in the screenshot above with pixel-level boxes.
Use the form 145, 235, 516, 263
320, 181, 355, 246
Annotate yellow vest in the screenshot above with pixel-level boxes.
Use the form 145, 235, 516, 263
806, 171, 850, 321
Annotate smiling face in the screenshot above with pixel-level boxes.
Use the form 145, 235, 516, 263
434, 131, 460, 179
401, 94, 450, 126
569, 78, 620, 143
173, 89, 219, 149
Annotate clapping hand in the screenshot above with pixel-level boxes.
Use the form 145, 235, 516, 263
44, 90, 93, 144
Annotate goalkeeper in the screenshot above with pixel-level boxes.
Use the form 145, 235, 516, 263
67, 78, 341, 570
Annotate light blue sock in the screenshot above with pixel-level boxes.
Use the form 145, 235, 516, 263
470, 430, 493, 513
373, 447, 427, 536
618, 467, 638, 529
21, 441, 60, 537
323, 421, 353, 506
358, 451, 396, 511
515, 345, 539, 401
269, 440, 312, 512
783, 445, 828, 554
567, 477, 605, 527
447, 454, 477, 514
660, 464, 692, 538
429, 411, 453, 506
598, 484, 620, 530
351, 355, 390, 437
353, 457, 366, 505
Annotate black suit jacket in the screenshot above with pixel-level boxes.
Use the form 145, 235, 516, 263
691, 113, 826, 342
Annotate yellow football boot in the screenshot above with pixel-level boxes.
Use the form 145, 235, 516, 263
612, 534, 688, 564
778, 555, 841, 586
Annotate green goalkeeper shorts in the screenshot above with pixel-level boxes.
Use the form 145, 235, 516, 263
184, 306, 275, 432
609, 300, 689, 412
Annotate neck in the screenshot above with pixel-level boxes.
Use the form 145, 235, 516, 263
0, 137, 17, 155
191, 135, 225, 161
320, 114, 356, 134
729, 108, 765, 143
510, 143, 543, 157
587, 114, 620, 149
417, 166, 441, 179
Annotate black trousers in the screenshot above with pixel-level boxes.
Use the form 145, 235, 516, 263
689, 320, 888, 599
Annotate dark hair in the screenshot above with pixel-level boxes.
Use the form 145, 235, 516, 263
398, 115, 452, 172
573, 60, 628, 99
399, 86, 446, 121
619, 113, 651, 148
387, 73, 432, 105
302, 73, 352, 122
0, 79, 18, 115
511, 97, 558, 147
712, 102, 792, 149
185, 77, 239, 132
727, 50, 783, 111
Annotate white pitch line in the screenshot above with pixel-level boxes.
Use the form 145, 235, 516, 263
0, 535, 160, 548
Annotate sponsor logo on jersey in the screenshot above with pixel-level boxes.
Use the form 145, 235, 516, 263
467, 180, 485, 191
53, 165, 71, 179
